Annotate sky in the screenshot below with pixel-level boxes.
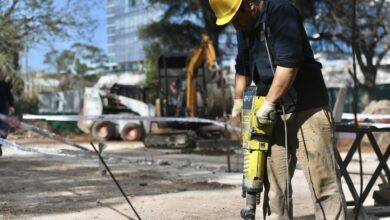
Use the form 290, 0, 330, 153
26, 1, 107, 72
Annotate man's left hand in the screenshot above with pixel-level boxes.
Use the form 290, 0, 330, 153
256, 99, 276, 125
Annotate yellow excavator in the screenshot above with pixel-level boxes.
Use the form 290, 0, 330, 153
185, 33, 219, 117
143, 34, 234, 148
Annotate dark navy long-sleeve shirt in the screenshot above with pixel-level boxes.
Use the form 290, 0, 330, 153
235, 0, 329, 113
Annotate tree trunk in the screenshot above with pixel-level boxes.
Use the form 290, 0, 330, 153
13, 51, 20, 71
360, 88, 371, 112
360, 65, 377, 108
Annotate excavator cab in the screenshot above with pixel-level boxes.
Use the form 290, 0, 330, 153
157, 53, 208, 117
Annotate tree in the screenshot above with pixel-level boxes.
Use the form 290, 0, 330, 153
139, 0, 228, 101
139, 0, 227, 55
290, 0, 316, 21
304, 0, 390, 106
0, 0, 101, 80
44, 43, 108, 75
48, 50, 75, 74
142, 42, 163, 103
44, 43, 108, 90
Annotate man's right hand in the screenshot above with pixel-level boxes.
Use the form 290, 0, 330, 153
256, 99, 276, 125
231, 99, 243, 121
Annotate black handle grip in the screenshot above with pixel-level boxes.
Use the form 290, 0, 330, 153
269, 111, 277, 122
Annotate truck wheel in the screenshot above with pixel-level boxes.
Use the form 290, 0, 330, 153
92, 121, 115, 141
120, 123, 143, 141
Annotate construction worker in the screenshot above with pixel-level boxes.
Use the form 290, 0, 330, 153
0, 77, 15, 156
169, 74, 187, 116
209, 0, 347, 219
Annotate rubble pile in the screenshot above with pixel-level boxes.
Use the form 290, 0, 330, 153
363, 100, 390, 145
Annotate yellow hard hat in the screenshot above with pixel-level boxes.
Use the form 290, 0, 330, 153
209, 0, 242, 26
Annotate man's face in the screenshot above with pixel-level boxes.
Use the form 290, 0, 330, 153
231, 2, 259, 30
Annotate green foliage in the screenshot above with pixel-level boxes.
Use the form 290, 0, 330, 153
0, 53, 18, 79
48, 121, 84, 135
143, 42, 164, 103
303, 0, 390, 104
0, 0, 101, 85
56, 73, 99, 91
140, 21, 202, 51
0, 0, 100, 44
54, 50, 75, 74
10, 74, 25, 97
140, 0, 228, 100
44, 43, 108, 76
75, 59, 88, 76
139, 0, 227, 54
15, 94, 39, 116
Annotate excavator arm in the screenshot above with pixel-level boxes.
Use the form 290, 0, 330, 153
185, 34, 218, 117
143, 34, 235, 149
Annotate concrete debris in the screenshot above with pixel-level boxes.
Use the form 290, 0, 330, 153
363, 100, 390, 115
363, 100, 390, 145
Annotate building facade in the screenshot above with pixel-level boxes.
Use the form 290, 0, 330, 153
106, 0, 164, 72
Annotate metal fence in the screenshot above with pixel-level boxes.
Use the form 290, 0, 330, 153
39, 90, 83, 114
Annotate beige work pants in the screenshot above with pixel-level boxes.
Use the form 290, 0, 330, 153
267, 106, 347, 220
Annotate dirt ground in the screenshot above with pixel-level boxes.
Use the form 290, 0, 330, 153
0, 136, 389, 220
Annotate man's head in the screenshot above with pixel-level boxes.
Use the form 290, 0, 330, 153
209, 0, 260, 30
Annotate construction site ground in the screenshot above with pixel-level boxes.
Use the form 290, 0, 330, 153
0, 136, 389, 220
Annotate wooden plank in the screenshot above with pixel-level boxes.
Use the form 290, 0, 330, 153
333, 87, 347, 123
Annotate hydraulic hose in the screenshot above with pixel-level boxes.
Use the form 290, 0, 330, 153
264, 23, 292, 220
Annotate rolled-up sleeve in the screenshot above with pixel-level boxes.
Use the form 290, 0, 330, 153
268, 3, 303, 68
235, 31, 250, 76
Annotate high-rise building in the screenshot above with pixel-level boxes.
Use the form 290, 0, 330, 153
106, 0, 164, 72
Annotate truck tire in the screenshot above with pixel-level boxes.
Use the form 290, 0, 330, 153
120, 123, 143, 141
91, 121, 115, 141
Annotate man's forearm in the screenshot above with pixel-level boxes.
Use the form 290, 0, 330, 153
266, 66, 297, 103
235, 73, 249, 99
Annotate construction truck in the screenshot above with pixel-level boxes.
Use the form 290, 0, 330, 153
78, 74, 155, 141
143, 34, 235, 148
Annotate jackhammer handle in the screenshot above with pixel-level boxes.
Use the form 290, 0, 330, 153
269, 111, 277, 122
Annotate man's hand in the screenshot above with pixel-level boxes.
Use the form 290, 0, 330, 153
256, 99, 276, 125
231, 99, 243, 121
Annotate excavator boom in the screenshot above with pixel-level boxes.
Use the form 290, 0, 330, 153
185, 34, 218, 116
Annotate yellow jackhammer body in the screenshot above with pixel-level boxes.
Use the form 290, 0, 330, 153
240, 87, 274, 220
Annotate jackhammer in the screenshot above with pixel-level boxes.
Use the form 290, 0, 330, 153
240, 86, 275, 220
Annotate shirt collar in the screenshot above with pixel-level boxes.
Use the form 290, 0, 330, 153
255, 0, 268, 27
